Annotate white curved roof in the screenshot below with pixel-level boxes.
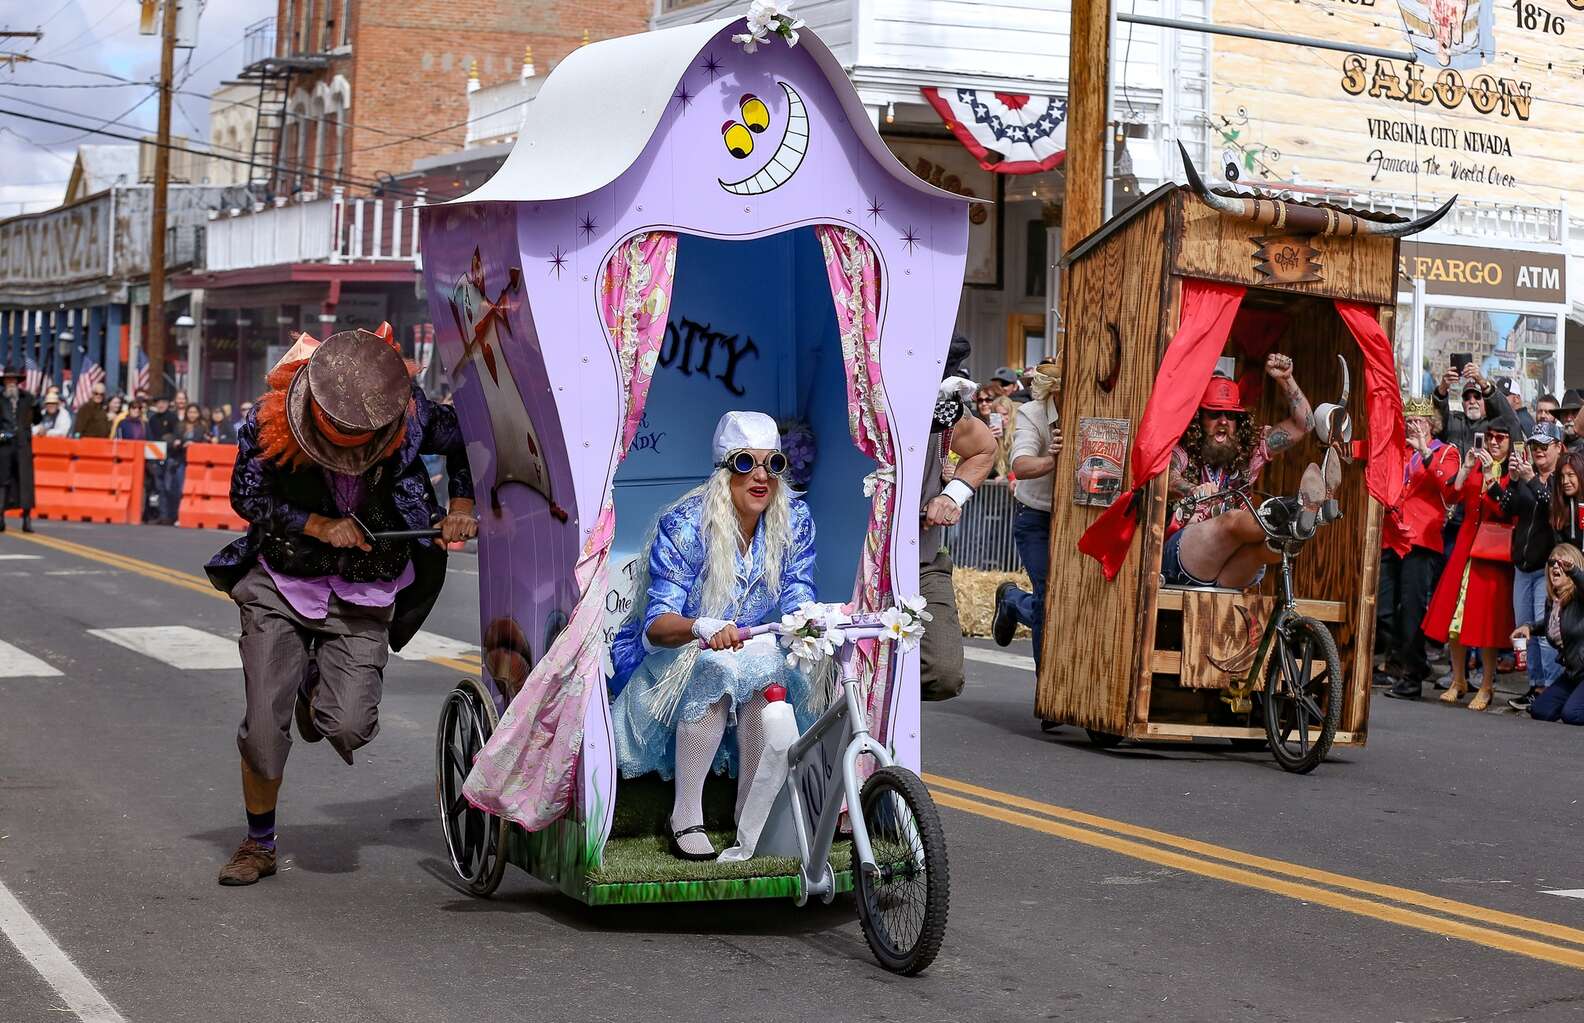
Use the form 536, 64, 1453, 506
458, 18, 967, 206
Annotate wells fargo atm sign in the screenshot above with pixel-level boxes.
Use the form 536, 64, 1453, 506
1211, 0, 1584, 204
1397, 240, 1566, 303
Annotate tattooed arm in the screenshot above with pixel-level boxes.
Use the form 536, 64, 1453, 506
1263, 354, 1313, 455
1167, 446, 1194, 501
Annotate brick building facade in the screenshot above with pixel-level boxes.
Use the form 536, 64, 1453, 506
271, 0, 648, 193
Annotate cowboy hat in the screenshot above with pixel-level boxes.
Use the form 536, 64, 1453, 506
1199, 375, 1245, 414
285, 329, 410, 475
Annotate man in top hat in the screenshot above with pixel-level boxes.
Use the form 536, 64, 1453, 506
917, 335, 996, 701
0, 365, 40, 533
1162, 355, 1316, 590
205, 326, 477, 886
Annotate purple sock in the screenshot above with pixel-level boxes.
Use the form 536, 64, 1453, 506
246, 809, 276, 850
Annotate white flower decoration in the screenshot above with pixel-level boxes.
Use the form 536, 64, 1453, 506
734, 0, 803, 53
899, 594, 934, 623
880, 606, 927, 652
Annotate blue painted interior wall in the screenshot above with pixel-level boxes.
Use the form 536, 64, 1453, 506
611, 227, 873, 603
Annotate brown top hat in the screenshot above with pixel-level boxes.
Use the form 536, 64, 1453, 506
285, 329, 411, 475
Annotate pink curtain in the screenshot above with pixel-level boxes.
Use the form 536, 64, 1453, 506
464, 231, 678, 831
815, 224, 897, 741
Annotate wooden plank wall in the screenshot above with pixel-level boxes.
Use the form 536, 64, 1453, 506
1037, 200, 1171, 732
1172, 200, 1399, 308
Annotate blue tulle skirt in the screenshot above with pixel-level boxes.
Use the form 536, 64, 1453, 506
611, 636, 815, 780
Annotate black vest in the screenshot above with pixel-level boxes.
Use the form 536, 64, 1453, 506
260, 462, 411, 581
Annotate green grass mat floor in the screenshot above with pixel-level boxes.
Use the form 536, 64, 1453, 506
588, 831, 853, 886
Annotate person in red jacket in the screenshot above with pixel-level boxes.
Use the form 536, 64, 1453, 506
1418, 422, 1517, 711
1378, 398, 1460, 699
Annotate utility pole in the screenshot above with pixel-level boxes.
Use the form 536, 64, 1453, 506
1064, 0, 1109, 253
145, 0, 178, 399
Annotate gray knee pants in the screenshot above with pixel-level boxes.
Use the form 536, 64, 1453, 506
919, 550, 964, 701
232, 565, 393, 778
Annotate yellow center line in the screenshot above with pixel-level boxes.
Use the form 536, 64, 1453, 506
5, 531, 477, 677
926, 772, 1584, 950
929, 791, 1584, 970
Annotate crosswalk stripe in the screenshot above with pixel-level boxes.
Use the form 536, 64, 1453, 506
395, 630, 479, 662
1543, 890, 1584, 899
0, 640, 63, 678
86, 626, 242, 671
964, 646, 1035, 671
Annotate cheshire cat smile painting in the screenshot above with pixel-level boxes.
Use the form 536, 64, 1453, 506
420, 15, 971, 890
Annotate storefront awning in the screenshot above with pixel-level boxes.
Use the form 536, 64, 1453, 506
921, 87, 1066, 175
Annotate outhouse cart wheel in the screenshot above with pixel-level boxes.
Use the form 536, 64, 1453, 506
853, 766, 950, 976
435, 679, 509, 896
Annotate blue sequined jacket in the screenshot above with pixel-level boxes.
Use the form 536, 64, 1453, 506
608, 491, 818, 698
205, 383, 473, 650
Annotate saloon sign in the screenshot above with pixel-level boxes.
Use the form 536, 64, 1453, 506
1211, 0, 1584, 207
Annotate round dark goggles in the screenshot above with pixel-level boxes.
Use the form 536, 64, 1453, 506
720, 449, 788, 476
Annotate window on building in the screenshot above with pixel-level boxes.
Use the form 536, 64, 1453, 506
340, 0, 351, 47
1400, 305, 1560, 404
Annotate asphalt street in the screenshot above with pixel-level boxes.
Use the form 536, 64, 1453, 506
2, 521, 1584, 1022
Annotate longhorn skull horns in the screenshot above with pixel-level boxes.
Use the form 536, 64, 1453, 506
1176, 142, 1455, 239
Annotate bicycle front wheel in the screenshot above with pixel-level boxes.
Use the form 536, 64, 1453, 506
853, 766, 950, 976
1262, 615, 1342, 774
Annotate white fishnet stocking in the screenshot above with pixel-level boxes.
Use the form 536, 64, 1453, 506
670, 698, 727, 855
734, 693, 770, 823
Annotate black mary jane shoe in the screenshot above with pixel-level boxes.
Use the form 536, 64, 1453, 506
667, 821, 717, 862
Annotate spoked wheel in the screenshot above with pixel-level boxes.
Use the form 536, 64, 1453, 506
853, 766, 950, 976
436, 680, 507, 896
1262, 615, 1343, 774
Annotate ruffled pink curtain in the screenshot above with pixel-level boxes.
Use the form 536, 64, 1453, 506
815, 224, 897, 741
464, 231, 678, 831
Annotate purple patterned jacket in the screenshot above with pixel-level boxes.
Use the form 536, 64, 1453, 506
205, 384, 473, 650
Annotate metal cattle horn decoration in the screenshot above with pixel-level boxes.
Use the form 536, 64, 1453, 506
1176, 142, 1456, 238
1312, 354, 1353, 463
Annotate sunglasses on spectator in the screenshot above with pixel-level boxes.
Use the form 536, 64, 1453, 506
720, 450, 788, 476
1548, 558, 1570, 570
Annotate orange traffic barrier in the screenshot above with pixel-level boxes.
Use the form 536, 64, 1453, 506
6, 436, 145, 525
175, 442, 246, 531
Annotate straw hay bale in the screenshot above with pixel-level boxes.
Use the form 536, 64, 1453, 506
954, 567, 1034, 639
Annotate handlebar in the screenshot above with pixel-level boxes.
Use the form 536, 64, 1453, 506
695, 611, 894, 650
366, 528, 443, 540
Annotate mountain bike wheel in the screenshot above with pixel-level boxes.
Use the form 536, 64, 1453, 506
436, 680, 508, 896
853, 766, 950, 976
1262, 615, 1342, 774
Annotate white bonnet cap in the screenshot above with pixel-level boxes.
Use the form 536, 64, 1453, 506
711, 410, 781, 463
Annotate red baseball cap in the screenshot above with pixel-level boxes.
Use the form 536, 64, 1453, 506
1199, 376, 1246, 414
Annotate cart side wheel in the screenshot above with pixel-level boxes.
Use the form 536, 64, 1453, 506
853, 766, 950, 976
1085, 729, 1124, 749
1262, 615, 1343, 774
436, 679, 508, 897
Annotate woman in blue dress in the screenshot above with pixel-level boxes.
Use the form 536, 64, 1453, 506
609, 411, 818, 859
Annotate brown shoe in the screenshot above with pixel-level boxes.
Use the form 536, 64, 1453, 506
218, 838, 277, 886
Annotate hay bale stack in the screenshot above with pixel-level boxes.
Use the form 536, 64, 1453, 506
954, 566, 1034, 639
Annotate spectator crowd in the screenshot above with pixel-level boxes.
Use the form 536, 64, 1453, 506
951, 352, 1584, 730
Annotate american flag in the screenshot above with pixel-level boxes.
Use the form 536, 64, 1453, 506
134, 349, 150, 394
72, 360, 105, 411
22, 355, 44, 397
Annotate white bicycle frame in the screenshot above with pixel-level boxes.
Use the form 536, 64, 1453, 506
703, 615, 899, 906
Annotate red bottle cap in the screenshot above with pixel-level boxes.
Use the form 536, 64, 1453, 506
764, 684, 787, 702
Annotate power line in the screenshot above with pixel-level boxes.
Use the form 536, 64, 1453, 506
0, 107, 427, 198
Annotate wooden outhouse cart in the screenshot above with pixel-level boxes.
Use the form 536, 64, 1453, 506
1036, 155, 1452, 767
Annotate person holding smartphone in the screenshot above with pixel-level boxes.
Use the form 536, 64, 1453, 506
1494, 421, 1569, 710
1434, 358, 1520, 451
